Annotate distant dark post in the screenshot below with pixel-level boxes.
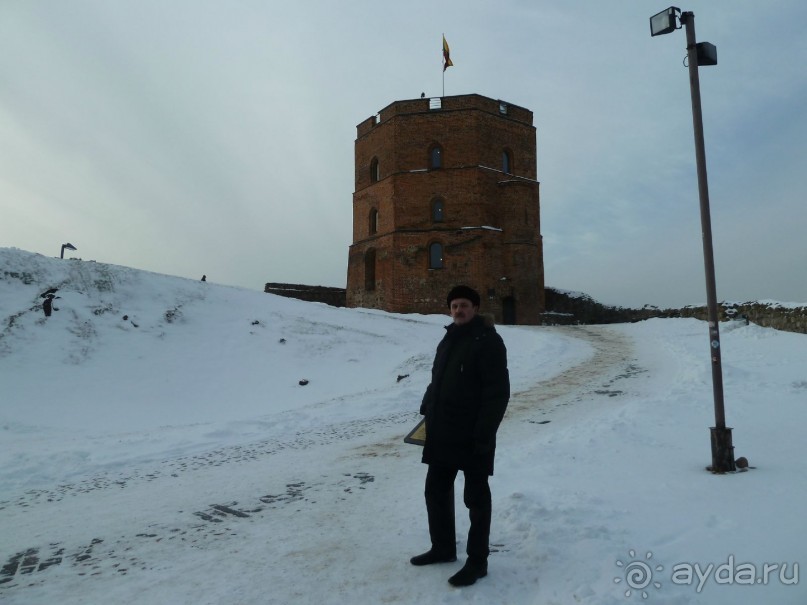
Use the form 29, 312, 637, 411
60, 243, 77, 259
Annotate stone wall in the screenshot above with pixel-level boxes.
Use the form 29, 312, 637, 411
264, 284, 807, 335
264, 283, 346, 307
544, 288, 807, 335
675, 301, 807, 334
542, 289, 661, 325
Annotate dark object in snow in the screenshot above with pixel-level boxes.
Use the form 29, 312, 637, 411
707, 455, 754, 473
40, 288, 58, 298
251, 320, 260, 325
201, 275, 207, 281
298, 379, 309, 386
279, 338, 286, 344
397, 374, 409, 382
123, 315, 128, 321
42, 295, 54, 317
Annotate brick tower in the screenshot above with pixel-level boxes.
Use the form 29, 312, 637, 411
346, 94, 544, 325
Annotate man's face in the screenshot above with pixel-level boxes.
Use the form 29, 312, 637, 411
450, 298, 477, 325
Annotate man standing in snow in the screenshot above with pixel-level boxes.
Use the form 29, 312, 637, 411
411, 285, 510, 587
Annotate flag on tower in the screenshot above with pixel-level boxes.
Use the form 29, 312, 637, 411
442, 35, 454, 71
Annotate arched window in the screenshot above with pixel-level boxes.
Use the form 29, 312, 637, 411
429, 242, 443, 269
431, 198, 444, 223
429, 144, 443, 169
370, 157, 380, 183
364, 249, 376, 291
369, 208, 378, 235
502, 149, 513, 174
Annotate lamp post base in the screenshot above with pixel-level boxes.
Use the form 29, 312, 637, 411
707, 427, 736, 473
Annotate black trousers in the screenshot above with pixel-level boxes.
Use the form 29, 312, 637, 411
424, 464, 491, 562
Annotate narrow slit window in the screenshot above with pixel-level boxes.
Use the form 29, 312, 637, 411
370, 157, 380, 183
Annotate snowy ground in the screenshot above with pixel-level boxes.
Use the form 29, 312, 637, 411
1, 247, 804, 604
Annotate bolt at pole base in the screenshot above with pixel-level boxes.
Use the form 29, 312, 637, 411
708, 427, 736, 473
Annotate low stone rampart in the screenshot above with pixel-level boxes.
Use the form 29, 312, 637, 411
676, 301, 807, 334
543, 288, 807, 335
264, 283, 346, 307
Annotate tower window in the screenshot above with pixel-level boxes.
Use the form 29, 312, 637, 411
429, 145, 443, 169
370, 157, 380, 183
429, 242, 443, 269
502, 149, 513, 174
365, 248, 376, 291
369, 208, 378, 235
431, 198, 444, 223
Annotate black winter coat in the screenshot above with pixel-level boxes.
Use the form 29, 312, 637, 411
420, 314, 510, 475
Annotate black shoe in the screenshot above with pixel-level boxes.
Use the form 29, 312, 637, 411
410, 549, 457, 566
448, 559, 488, 586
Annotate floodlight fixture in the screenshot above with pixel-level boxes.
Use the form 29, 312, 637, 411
650, 6, 680, 36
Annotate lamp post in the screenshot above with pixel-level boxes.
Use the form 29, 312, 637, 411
60, 243, 77, 259
650, 8, 735, 473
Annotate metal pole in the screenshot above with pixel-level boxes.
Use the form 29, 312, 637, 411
681, 11, 735, 472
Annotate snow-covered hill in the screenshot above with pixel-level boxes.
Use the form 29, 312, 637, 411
1, 247, 804, 604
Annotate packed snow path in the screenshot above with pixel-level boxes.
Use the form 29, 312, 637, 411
0, 325, 635, 603
510, 325, 637, 415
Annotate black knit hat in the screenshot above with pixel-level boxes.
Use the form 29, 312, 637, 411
446, 285, 481, 308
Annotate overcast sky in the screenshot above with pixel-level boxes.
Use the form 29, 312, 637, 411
1, 1, 805, 308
